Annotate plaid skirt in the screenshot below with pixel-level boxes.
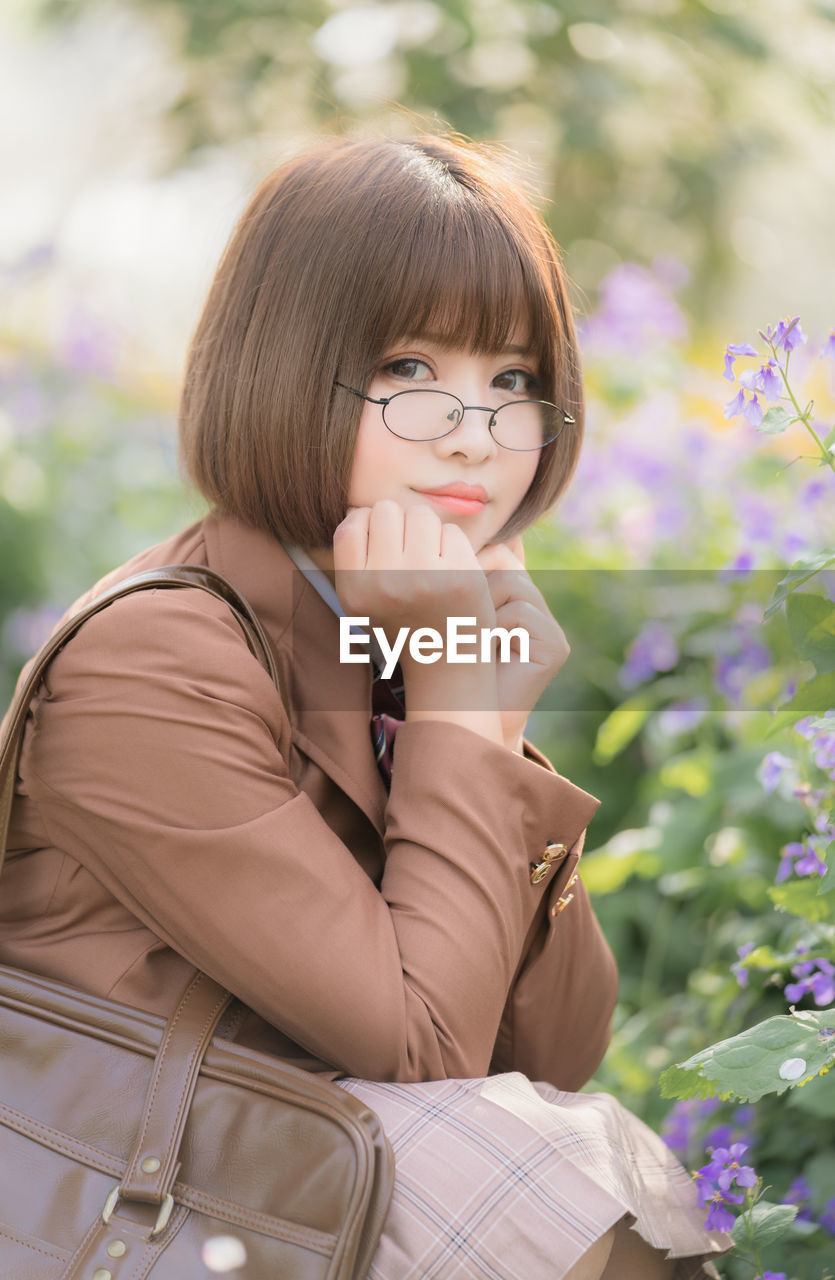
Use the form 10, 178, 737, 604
336, 1072, 731, 1280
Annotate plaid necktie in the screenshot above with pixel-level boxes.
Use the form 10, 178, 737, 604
370, 663, 405, 787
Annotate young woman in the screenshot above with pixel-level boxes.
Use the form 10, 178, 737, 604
1, 135, 729, 1278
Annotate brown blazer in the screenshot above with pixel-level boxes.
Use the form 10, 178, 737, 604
0, 510, 617, 1090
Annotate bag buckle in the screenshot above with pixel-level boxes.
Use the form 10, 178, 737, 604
102, 1185, 175, 1239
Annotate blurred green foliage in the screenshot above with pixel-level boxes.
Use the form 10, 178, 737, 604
0, 341, 200, 705
27, 0, 835, 324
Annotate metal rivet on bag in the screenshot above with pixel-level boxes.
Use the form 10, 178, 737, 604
141, 1156, 161, 1173
106, 1240, 127, 1258
93, 1269, 113, 1280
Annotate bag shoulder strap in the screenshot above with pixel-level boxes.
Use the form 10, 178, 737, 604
0, 563, 279, 879
0, 564, 284, 1212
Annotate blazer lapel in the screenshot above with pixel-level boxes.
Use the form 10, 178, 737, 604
203, 512, 388, 836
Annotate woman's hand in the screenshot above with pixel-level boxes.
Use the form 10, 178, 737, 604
333, 500, 496, 644
333, 501, 505, 744
475, 536, 570, 753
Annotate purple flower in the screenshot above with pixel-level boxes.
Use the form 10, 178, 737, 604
712, 1144, 758, 1192
695, 1143, 757, 1233
724, 388, 745, 419
777, 839, 826, 882
736, 357, 783, 406
661, 1104, 693, 1160
581, 262, 689, 356
779, 317, 807, 351
662, 1100, 719, 1161
732, 942, 755, 988
723, 342, 759, 380
776, 842, 802, 882
795, 837, 828, 877
785, 957, 835, 1007
820, 1198, 835, 1234
620, 621, 679, 688
802, 477, 831, 505
743, 393, 764, 427
656, 699, 707, 736
822, 330, 835, 360
758, 360, 782, 400
762, 317, 808, 352
728, 550, 755, 573
759, 1273, 787, 1280
779, 532, 808, 561
714, 633, 771, 703
759, 752, 793, 792
811, 964, 835, 1006
783, 1175, 814, 1222
813, 734, 835, 771
705, 1195, 739, 1232
704, 1123, 734, 1152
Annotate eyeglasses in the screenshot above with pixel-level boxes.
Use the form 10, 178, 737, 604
334, 382, 574, 452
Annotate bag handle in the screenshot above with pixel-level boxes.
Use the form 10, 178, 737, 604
0, 564, 281, 1216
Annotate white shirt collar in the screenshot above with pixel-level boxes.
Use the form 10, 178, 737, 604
278, 537, 388, 678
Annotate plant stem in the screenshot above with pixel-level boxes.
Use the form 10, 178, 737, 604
770, 342, 834, 474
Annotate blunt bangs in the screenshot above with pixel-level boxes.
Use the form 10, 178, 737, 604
358, 189, 556, 384
179, 135, 584, 548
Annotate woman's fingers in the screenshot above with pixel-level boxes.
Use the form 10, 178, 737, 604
476, 540, 525, 574
333, 500, 492, 633
333, 506, 370, 572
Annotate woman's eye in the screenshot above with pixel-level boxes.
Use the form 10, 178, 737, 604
492, 368, 538, 396
383, 358, 433, 381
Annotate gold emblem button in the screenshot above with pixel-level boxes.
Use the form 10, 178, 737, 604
529, 841, 567, 885
552, 872, 580, 916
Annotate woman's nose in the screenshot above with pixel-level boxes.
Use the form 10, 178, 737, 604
434, 405, 498, 461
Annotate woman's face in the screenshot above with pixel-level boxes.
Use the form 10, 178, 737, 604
337, 338, 541, 558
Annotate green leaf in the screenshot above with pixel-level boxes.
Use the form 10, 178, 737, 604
658, 1062, 718, 1102
770, 878, 834, 923
757, 406, 794, 434
765, 672, 835, 738
763, 551, 835, 620
658, 751, 714, 797
788, 1069, 835, 1117
816, 843, 835, 896
659, 1011, 835, 1103
786, 592, 835, 673
730, 1201, 798, 1248
593, 700, 652, 765
735, 944, 783, 973
579, 829, 662, 895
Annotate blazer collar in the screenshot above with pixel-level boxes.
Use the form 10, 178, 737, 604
202, 511, 388, 835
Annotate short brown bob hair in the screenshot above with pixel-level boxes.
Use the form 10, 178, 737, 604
179, 134, 584, 548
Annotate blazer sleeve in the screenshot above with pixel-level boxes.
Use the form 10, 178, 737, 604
23, 587, 609, 1084
486, 739, 619, 1091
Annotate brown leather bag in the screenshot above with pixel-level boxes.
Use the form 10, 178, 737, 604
0, 566, 394, 1279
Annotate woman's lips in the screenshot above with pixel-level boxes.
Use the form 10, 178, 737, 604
415, 490, 487, 515
413, 484, 488, 515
